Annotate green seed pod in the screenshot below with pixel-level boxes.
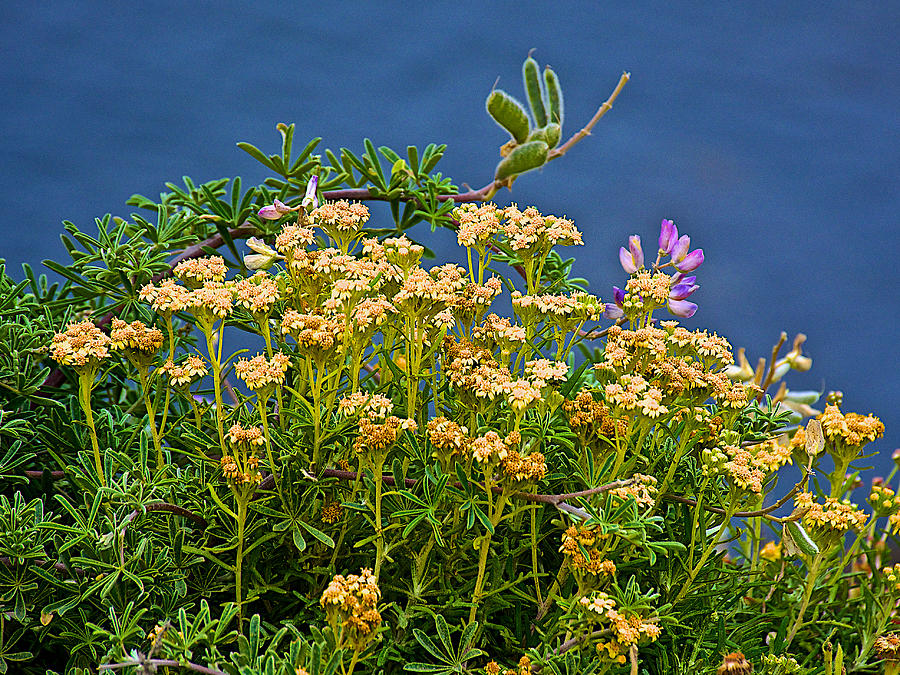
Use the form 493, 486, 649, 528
494, 140, 549, 181
522, 56, 547, 128
486, 89, 531, 144
544, 122, 561, 148
783, 521, 819, 557
526, 123, 560, 148
544, 66, 564, 126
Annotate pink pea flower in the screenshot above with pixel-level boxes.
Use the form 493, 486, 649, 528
675, 249, 704, 273
658, 219, 678, 255
618, 235, 644, 274
258, 205, 281, 220
667, 299, 698, 318
605, 286, 626, 319
302, 175, 319, 209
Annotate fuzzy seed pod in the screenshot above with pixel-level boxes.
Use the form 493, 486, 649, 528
494, 140, 549, 181
522, 56, 548, 128
544, 66, 564, 126
486, 89, 531, 144
527, 123, 561, 148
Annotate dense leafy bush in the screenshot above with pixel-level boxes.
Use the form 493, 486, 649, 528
0, 56, 895, 675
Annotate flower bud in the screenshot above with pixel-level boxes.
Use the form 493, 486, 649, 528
604, 303, 624, 319
668, 282, 699, 301
258, 205, 281, 220
618, 236, 643, 274
658, 218, 678, 255
789, 354, 812, 371
244, 237, 280, 270
273, 198, 292, 214
667, 298, 697, 318
302, 175, 319, 209
671, 234, 691, 262
892, 448, 900, 467
674, 248, 704, 272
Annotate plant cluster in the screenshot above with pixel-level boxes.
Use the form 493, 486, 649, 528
0, 55, 894, 675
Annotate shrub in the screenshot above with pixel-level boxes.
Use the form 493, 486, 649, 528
0, 55, 893, 675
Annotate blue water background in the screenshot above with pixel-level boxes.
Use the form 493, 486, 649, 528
1, 2, 897, 471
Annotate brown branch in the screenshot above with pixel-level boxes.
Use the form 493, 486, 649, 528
577, 317, 627, 340
547, 72, 631, 160
530, 629, 612, 672
99, 658, 227, 675
757, 331, 788, 401
256, 468, 633, 514
123, 501, 208, 529
662, 482, 801, 518
0, 556, 84, 576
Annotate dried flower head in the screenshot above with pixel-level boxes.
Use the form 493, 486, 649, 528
717, 652, 752, 675
320, 568, 381, 650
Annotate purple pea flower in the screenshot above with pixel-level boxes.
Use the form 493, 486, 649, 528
258, 204, 281, 220
675, 248, 704, 272
605, 286, 626, 319
667, 274, 699, 317
273, 198, 292, 214
671, 235, 691, 263
302, 175, 319, 209
667, 299, 698, 318
618, 235, 644, 274
658, 218, 678, 255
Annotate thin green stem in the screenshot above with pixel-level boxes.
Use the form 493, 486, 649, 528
138, 368, 163, 470
784, 551, 825, 647
676, 498, 739, 603
79, 372, 105, 486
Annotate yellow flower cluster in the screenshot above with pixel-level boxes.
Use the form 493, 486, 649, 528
882, 563, 900, 594
562, 391, 627, 441
234, 353, 290, 391
819, 404, 884, 447
108, 318, 163, 354
795, 493, 868, 533
161, 356, 207, 387
580, 591, 660, 657
499, 449, 547, 485
502, 204, 583, 252
312, 200, 370, 232
354, 416, 416, 455
49, 321, 111, 369
869, 482, 900, 517
338, 392, 394, 420
138, 279, 189, 316
173, 256, 227, 285
232, 271, 280, 316
426, 416, 470, 463
453, 202, 502, 248
319, 568, 381, 650
320, 501, 345, 524
220, 453, 261, 485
